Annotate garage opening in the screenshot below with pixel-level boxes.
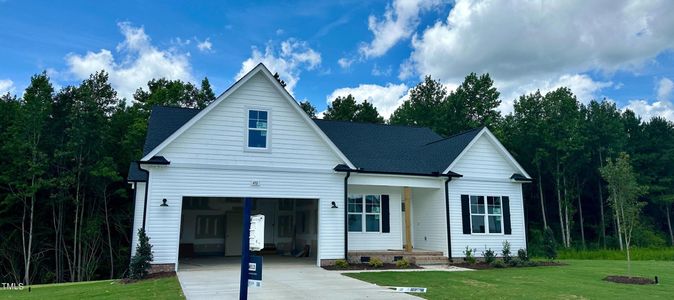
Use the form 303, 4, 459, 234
178, 197, 318, 269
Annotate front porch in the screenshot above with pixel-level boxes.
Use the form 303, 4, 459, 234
347, 249, 448, 265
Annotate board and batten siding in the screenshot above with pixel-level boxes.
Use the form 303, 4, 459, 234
412, 187, 448, 255
142, 71, 346, 267
447, 133, 527, 258
347, 185, 403, 251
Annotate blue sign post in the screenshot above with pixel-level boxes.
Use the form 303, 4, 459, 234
238, 197, 252, 300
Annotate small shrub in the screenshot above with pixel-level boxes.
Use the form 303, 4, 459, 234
483, 248, 496, 264
491, 259, 506, 268
508, 258, 523, 267
129, 228, 153, 280
368, 257, 384, 268
502, 240, 512, 263
543, 227, 557, 260
517, 249, 529, 261
463, 246, 477, 264
334, 259, 349, 269
396, 258, 410, 269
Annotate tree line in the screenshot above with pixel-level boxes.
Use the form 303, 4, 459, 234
1, 69, 672, 285
0, 71, 215, 285
306, 73, 674, 253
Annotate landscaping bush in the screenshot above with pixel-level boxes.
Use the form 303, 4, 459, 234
464, 246, 477, 264
517, 249, 529, 262
483, 248, 496, 264
491, 259, 506, 268
502, 241, 512, 263
396, 258, 410, 269
368, 257, 384, 268
129, 228, 153, 280
334, 259, 349, 269
508, 258, 523, 267
543, 227, 557, 260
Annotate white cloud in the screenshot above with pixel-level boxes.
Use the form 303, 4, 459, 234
338, 57, 354, 69
403, 0, 674, 113
66, 22, 194, 101
326, 83, 409, 118
497, 74, 612, 114
0, 79, 15, 95
625, 99, 674, 121
196, 38, 213, 53
657, 77, 673, 100
359, 0, 443, 58
371, 64, 392, 77
237, 38, 321, 93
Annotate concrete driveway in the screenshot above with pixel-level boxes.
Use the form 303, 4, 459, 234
177, 256, 417, 300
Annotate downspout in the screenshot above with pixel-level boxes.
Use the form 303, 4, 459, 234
343, 171, 351, 260
137, 163, 150, 230
444, 176, 453, 261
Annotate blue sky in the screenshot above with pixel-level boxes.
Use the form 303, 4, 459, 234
2, 0, 674, 120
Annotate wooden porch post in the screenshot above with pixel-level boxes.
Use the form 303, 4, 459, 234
404, 187, 412, 252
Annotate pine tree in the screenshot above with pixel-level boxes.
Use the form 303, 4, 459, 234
129, 228, 153, 279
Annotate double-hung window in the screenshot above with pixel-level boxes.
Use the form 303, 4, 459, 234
247, 109, 268, 149
470, 195, 502, 234
347, 195, 381, 232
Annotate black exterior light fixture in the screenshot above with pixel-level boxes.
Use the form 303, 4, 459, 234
160, 198, 169, 207
331, 201, 338, 209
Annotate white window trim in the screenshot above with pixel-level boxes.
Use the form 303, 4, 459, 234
244, 107, 271, 152
347, 194, 382, 233
469, 195, 504, 235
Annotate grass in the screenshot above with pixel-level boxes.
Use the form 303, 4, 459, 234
557, 247, 674, 260
0, 276, 184, 300
345, 260, 674, 299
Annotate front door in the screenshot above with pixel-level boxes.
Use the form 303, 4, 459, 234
225, 211, 243, 256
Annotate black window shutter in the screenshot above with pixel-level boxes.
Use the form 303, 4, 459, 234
381, 195, 390, 233
461, 195, 471, 234
503, 196, 512, 235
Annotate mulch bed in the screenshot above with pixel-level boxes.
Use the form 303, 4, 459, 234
323, 263, 423, 271
603, 275, 656, 285
118, 271, 176, 284
449, 261, 565, 270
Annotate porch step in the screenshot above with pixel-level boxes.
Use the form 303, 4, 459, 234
414, 255, 449, 265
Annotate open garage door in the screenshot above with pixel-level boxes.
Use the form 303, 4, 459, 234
178, 197, 318, 269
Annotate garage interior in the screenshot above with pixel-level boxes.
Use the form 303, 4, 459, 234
178, 197, 318, 265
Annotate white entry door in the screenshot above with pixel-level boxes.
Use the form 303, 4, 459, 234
225, 211, 243, 256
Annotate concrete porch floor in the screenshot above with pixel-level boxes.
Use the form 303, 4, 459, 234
177, 256, 417, 299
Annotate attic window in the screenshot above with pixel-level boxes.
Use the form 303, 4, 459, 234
247, 109, 268, 149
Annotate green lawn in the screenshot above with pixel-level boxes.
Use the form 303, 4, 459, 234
345, 260, 674, 299
0, 276, 184, 300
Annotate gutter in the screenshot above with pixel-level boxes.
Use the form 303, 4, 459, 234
444, 176, 453, 261
343, 170, 351, 259
136, 162, 151, 230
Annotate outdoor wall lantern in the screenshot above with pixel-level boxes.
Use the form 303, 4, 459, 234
160, 198, 169, 207
331, 201, 338, 209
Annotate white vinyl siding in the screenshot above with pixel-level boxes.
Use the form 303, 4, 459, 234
142, 72, 347, 267
347, 185, 402, 251
448, 179, 525, 258
130, 182, 146, 258
411, 187, 448, 255
452, 135, 517, 179
158, 73, 342, 170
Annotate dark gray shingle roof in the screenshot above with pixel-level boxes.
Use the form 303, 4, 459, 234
314, 119, 481, 176
127, 106, 483, 180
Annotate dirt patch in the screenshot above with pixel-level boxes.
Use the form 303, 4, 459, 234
603, 275, 656, 285
323, 263, 423, 271
118, 271, 176, 284
449, 261, 565, 270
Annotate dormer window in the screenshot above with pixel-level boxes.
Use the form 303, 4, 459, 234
247, 109, 268, 149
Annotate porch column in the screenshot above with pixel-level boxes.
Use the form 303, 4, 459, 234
404, 187, 412, 252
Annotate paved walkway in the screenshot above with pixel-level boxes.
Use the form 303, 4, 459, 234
177, 256, 418, 300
